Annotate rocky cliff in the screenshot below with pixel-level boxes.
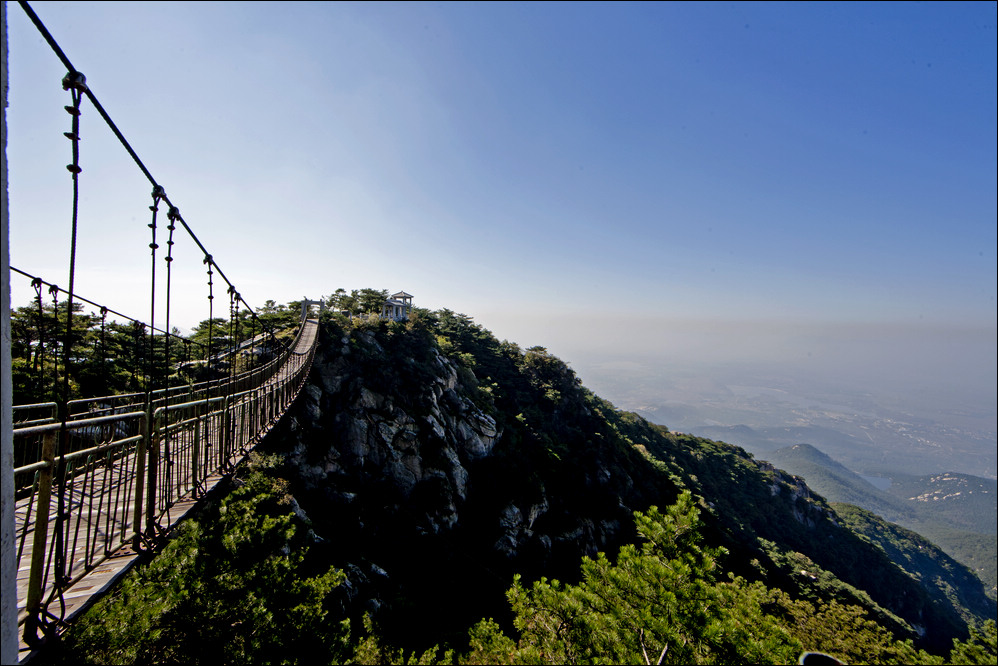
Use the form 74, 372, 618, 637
289, 329, 498, 532
260, 311, 993, 652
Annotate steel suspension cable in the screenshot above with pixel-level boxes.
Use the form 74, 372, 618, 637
148, 187, 162, 390
17, 1, 278, 335
10, 266, 208, 356
99, 307, 109, 394
31, 279, 47, 394
164, 206, 179, 380
53, 69, 89, 629
228, 287, 237, 385
204, 256, 215, 385
48, 285, 60, 400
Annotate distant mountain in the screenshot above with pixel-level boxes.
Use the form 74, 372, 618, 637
693, 424, 877, 471
764, 444, 917, 525
760, 443, 997, 598
886, 472, 997, 535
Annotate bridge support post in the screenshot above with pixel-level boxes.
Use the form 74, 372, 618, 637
222, 396, 233, 469
145, 406, 160, 538
22, 431, 56, 646
191, 417, 201, 497
132, 413, 148, 550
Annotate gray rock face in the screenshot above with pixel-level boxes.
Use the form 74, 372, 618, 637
281, 333, 502, 533
760, 460, 838, 528
272, 324, 633, 573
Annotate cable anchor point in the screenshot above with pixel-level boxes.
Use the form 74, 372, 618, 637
61, 71, 88, 92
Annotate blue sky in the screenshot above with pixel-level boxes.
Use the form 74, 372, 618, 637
6, 1, 996, 413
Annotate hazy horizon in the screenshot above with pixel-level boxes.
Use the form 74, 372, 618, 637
471, 309, 996, 479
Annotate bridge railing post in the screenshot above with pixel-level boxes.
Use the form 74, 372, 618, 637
144, 402, 160, 539
22, 430, 56, 646
221, 396, 232, 469
132, 412, 148, 551
191, 415, 201, 497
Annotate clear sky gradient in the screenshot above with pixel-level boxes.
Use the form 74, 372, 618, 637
6, 2, 997, 420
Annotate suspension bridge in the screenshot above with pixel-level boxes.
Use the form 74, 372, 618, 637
2, 3, 323, 661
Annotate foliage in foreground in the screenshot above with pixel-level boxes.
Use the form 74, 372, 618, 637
46, 459, 349, 665
47, 474, 997, 666
460, 490, 948, 666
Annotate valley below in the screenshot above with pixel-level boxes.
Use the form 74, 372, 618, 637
576, 355, 997, 597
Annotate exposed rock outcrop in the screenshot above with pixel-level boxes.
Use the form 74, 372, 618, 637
281, 335, 500, 534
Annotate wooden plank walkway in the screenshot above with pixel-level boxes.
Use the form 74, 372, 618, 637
14, 471, 230, 664
13, 319, 317, 663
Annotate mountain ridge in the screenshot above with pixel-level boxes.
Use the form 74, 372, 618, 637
760, 442, 997, 597
46, 306, 997, 664
265, 311, 994, 652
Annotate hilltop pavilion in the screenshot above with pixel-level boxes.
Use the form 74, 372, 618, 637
381, 291, 413, 321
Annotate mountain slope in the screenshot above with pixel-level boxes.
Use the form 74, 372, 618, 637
47, 307, 997, 663
266, 311, 993, 653
832, 503, 996, 629
764, 443, 997, 597
765, 444, 917, 524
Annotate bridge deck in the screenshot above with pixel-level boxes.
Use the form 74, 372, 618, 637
14, 319, 318, 663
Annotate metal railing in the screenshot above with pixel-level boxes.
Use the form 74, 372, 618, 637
12, 315, 319, 645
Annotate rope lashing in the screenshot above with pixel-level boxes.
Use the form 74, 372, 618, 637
249, 314, 257, 371
148, 186, 165, 389
31, 278, 46, 378
61, 70, 87, 405
130, 322, 141, 388
234, 293, 242, 368
139, 322, 149, 389
12, 266, 209, 358
165, 206, 179, 379
149, 185, 169, 388
99, 306, 109, 392
51, 70, 90, 624
228, 286, 238, 383
204, 255, 215, 382
48, 284, 61, 393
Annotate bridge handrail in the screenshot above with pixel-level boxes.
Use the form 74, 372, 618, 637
12, 317, 311, 470
12, 403, 59, 427
12, 311, 320, 645
12, 411, 146, 440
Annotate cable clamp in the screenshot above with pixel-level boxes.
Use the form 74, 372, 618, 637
61, 71, 88, 92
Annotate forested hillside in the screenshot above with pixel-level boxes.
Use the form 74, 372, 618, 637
41, 302, 997, 665
765, 443, 997, 596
